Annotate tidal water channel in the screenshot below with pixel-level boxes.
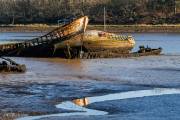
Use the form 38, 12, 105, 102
0, 32, 180, 120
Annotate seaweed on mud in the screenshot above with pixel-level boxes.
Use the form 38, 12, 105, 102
0, 112, 26, 120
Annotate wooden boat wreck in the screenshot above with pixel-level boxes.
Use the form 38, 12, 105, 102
0, 16, 89, 57
137, 46, 162, 55
83, 30, 135, 53
53, 29, 162, 59
0, 16, 162, 59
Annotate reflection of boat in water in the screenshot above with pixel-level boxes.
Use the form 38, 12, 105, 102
73, 98, 89, 106
0, 16, 89, 57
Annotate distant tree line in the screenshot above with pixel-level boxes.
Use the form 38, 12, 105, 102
0, 0, 179, 24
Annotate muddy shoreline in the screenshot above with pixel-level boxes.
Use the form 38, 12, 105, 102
0, 25, 180, 33
0, 55, 180, 120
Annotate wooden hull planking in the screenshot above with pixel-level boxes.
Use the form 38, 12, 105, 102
82, 30, 135, 53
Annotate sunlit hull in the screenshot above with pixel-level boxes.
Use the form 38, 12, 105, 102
82, 30, 135, 53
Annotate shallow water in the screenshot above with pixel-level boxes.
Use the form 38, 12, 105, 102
0, 32, 44, 44
17, 88, 180, 120
131, 33, 180, 54
0, 32, 44, 40
0, 32, 180, 120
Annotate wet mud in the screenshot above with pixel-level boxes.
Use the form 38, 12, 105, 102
0, 55, 179, 120
17, 88, 180, 120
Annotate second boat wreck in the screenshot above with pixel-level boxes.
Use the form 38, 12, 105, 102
0, 16, 161, 59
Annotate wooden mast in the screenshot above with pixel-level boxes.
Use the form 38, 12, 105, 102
104, 7, 106, 32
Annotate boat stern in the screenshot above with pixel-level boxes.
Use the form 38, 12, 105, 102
127, 36, 136, 47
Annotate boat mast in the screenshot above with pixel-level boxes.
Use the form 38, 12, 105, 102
104, 6, 106, 32
174, 0, 176, 15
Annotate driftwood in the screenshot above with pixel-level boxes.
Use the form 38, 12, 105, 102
0, 57, 26, 73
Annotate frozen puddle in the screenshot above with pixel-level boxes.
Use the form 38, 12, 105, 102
17, 88, 180, 120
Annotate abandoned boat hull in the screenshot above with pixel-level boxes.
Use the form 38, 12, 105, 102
53, 30, 136, 57
0, 16, 89, 57
0, 16, 161, 59
83, 30, 135, 53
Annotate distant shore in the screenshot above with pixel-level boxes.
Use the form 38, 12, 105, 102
0, 24, 180, 33
88, 25, 180, 33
